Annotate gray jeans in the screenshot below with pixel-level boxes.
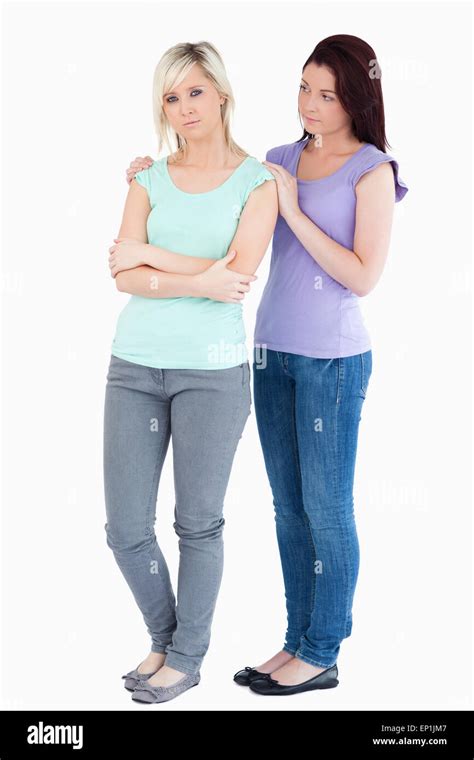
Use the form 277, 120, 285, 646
103, 354, 251, 675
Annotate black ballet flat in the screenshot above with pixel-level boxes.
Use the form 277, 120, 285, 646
233, 666, 269, 686
249, 664, 339, 695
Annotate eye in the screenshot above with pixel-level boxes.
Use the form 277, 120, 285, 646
299, 84, 309, 92
165, 89, 202, 104
322, 94, 334, 101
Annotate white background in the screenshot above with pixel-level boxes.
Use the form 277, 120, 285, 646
1, 0, 472, 710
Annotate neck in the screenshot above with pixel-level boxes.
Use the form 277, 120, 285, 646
178, 129, 232, 168
306, 129, 363, 156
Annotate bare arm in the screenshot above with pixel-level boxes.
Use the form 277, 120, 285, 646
221, 178, 278, 275
143, 245, 216, 275
281, 162, 395, 297
115, 264, 201, 297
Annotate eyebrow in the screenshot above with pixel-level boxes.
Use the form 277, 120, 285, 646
300, 78, 336, 93
164, 84, 207, 97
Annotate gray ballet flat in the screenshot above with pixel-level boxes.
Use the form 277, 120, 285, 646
131, 672, 201, 703
122, 664, 161, 692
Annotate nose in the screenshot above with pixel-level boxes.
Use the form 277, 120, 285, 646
180, 97, 194, 117
301, 90, 319, 113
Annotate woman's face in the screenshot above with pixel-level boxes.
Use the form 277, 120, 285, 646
162, 63, 225, 142
298, 62, 351, 138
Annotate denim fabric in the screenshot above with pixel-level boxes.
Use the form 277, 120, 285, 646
253, 347, 372, 668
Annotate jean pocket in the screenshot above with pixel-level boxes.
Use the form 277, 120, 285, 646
359, 351, 372, 398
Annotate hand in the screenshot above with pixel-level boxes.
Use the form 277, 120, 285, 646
194, 250, 257, 303
108, 238, 148, 277
262, 160, 301, 222
126, 155, 154, 185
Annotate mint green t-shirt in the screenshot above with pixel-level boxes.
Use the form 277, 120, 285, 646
110, 155, 275, 369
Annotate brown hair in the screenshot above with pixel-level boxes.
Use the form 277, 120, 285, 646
299, 34, 390, 152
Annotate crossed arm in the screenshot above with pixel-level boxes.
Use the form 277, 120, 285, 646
112, 176, 278, 299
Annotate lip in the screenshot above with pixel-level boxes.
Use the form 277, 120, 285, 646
183, 119, 200, 126
305, 116, 320, 122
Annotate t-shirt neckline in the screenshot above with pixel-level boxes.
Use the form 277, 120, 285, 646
294, 138, 370, 184
163, 155, 252, 196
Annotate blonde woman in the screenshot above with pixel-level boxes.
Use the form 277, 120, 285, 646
104, 41, 278, 703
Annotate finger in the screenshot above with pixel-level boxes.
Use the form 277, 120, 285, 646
134, 157, 151, 169
263, 160, 281, 170
263, 160, 290, 179
263, 159, 286, 172
234, 283, 250, 293
264, 162, 286, 178
235, 273, 257, 283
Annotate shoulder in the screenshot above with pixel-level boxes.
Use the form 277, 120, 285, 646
351, 144, 409, 202
238, 156, 277, 206
132, 159, 165, 207
265, 140, 303, 167
242, 155, 274, 180
134, 158, 161, 185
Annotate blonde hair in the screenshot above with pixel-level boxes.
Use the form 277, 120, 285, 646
152, 41, 248, 160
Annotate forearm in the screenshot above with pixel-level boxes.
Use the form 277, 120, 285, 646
144, 244, 215, 275
115, 265, 201, 298
284, 210, 366, 295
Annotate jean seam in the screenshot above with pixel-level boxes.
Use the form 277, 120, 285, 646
282, 370, 316, 653
336, 356, 344, 405
291, 379, 315, 646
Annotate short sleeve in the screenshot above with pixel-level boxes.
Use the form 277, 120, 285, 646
265, 146, 283, 163
133, 165, 155, 207
242, 164, 276, 205
352, 155, 408, 202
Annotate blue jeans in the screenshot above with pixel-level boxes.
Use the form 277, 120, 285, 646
253, 348, 372, 668
103, 354, 251, 674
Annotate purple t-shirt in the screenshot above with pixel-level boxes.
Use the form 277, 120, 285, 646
254, 138, 409, 358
